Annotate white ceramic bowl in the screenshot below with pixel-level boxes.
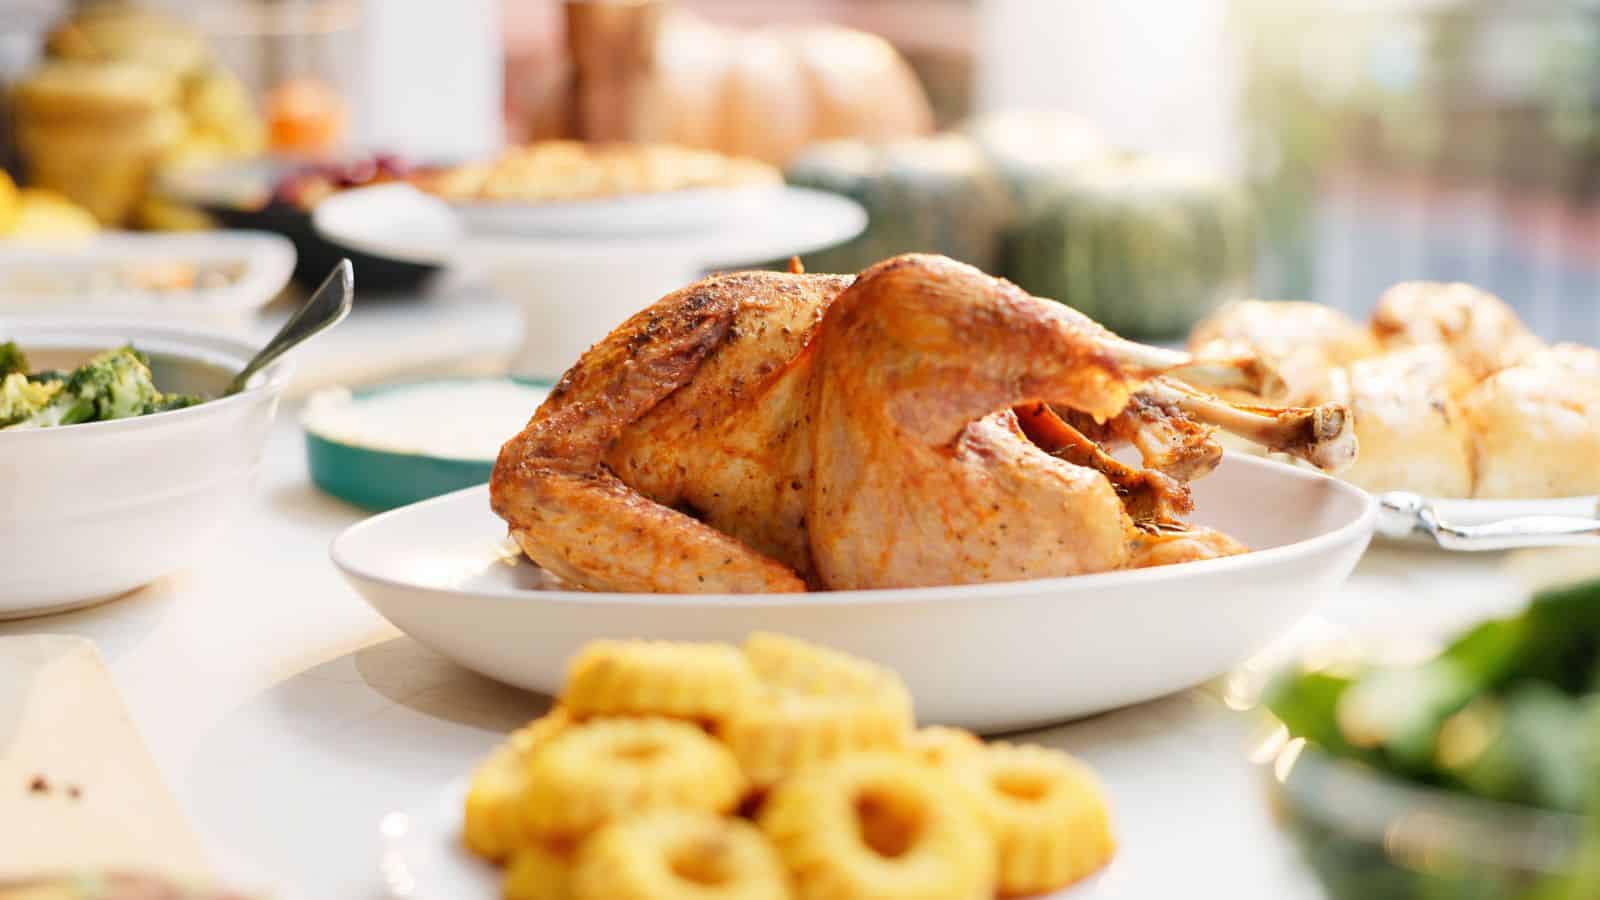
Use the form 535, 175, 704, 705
333, 454, 1377, 732
0, 320, 290, 618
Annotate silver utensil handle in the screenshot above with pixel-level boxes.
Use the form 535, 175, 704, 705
227, 259, 353, 396
1423, 510, 1600, 551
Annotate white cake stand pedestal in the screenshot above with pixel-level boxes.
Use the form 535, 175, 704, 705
314, 184, 866, 379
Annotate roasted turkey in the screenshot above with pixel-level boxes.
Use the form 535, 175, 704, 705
1189, 284, 1600, 499
492, 254, 1356, 593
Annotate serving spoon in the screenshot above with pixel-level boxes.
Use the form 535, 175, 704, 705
226, 259, 354, 396
1377, 491, 1600, 550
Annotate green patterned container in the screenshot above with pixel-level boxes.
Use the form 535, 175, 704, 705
784, 134, 1015, 276
1002, 155, 1256, 339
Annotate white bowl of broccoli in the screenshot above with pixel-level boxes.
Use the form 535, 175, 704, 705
0, 319, 291, 617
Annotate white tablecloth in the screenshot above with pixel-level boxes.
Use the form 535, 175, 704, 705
0, 405, 1565, 899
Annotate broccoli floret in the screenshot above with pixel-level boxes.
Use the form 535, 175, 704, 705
0, 372, 61, 427
3, 345, 206, 428
143, 393, 204, 415
23, 389, 91, 428
69, 346, 163, 421
0, 341, 28, 378
25, 346, 164, 426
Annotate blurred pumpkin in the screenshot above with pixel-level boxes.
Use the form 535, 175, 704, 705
785, 134, 1014, 275
962, 110, 1113, 207
1003, 155, 1257, 339
573, 9, 935, 165
785, 111, 1259, 338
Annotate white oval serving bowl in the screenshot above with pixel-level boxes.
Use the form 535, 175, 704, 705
0, 320, 290, 618
333, 453, 1376, 732
0, 231, 296, 330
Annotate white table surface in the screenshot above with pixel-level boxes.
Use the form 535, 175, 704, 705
0, 398, 1582, 898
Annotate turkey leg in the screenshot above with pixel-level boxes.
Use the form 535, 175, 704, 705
829, 256, 1202, 442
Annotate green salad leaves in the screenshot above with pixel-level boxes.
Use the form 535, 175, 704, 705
1267, 578, 1600, 900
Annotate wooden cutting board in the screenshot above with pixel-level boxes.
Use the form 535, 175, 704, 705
0, 635, 208, 881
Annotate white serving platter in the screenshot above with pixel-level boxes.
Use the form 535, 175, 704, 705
333, 453, 1375, 733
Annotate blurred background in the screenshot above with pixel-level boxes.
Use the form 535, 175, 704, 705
4, 0, 1600, 343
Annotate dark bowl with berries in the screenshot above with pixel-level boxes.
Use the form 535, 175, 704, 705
157, 155, 441, 294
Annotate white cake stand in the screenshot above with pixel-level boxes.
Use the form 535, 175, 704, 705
313, 184, 866, 379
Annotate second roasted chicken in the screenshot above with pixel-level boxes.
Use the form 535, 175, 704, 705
492, 254, 1354, 593
1190, 282, 1600, 499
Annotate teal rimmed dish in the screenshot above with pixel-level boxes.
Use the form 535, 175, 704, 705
303, 377, 550, 511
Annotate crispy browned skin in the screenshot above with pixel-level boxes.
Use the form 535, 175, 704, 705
493, 254, 1299, 592
491, 269, 850, 592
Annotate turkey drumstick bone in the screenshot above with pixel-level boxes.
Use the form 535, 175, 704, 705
1048, 338, 1352, 474
1142, 378, 1357, 474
